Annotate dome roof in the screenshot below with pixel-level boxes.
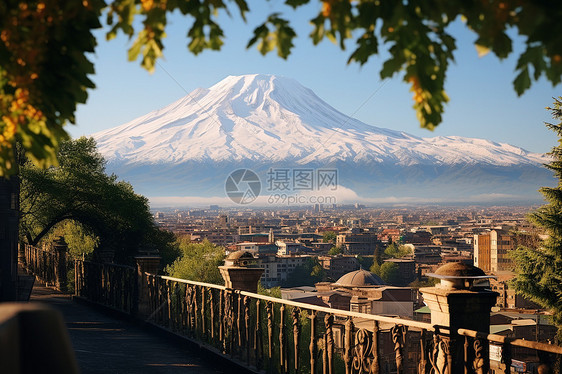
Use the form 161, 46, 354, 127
433, 262, 486, 277
223, 250, 257, 267
335, 269, 386, 287
226, 250, 254, 261
427, 262, 493, 290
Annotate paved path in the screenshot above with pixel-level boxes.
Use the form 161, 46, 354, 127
31, 284, 226, 374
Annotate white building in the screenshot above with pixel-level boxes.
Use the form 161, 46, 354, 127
275, 241, 302, 255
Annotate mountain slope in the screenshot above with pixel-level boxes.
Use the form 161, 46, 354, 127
93, 74, 551, 203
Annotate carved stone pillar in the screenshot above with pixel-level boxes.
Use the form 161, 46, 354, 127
135, 255, 161, 317
421, 263, 498, 374
219, 251, 263, 293
53, 237, 68, 292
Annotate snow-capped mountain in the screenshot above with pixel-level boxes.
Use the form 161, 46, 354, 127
93, 74, 551, 203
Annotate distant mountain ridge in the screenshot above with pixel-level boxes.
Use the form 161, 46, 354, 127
93, 74, 551, 204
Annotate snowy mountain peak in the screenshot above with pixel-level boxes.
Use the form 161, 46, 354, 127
209, 74, 315, 103
92, 72, 549, 202
94, 74, 545, 170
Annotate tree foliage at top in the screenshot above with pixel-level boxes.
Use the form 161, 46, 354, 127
20, 136, 175, 263
0, 0, 103, 175
511, 97, 562, 340
2, 0, 562, 175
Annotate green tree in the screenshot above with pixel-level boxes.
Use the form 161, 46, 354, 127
384, 243, 398, 257
2, 1, 562, 175
512, 98, 562, 340
369, 261, 381, 277
379, 261, 401, 285
19, 136, 175, 263
258, 282, 281, 298
374, 246, 382, 268
42, 220, 101, 293
323, 231, 337, 243
512, 229, 543, 251
384, 243, 412, 258
165, 238, 225, 285
281, 257, 325, 287
328, 246, 342, 255
43, 220, 99, 261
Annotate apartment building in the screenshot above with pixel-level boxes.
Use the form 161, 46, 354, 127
474, 230, 515, 273
336, 230, 380, 255
317, 255, 360, 281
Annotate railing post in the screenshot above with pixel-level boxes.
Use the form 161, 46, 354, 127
53, 237, 68, 292
421, 263, 497, 374
218, 251, 264, 293
309, 312, 318, 374
218, 252, 263, 362
324, 314, 334, 374
74, 260, 79, 297
131, 265, 138, 316
135, 255, 161, 318
18, 243, 25, 268
344, 318, 353, 374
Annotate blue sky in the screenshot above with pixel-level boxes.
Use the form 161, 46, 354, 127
73, 2, 561, 154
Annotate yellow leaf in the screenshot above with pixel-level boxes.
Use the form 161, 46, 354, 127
475, 44, 490, 58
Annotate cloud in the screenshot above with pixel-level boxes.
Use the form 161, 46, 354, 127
148, 189, 537, 208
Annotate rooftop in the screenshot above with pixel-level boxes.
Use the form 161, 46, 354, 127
335, 269, 386, 287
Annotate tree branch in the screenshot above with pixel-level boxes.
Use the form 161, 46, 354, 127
29, 214, 74, 246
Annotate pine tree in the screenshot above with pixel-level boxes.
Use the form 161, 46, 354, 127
512, 97, 562, 341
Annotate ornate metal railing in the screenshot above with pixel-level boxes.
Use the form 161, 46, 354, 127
458, 328, 562, 374
141, 273, 437, 374
74, 260, 137, 315
74, 262, 562, 374
139, 274, 562, 374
